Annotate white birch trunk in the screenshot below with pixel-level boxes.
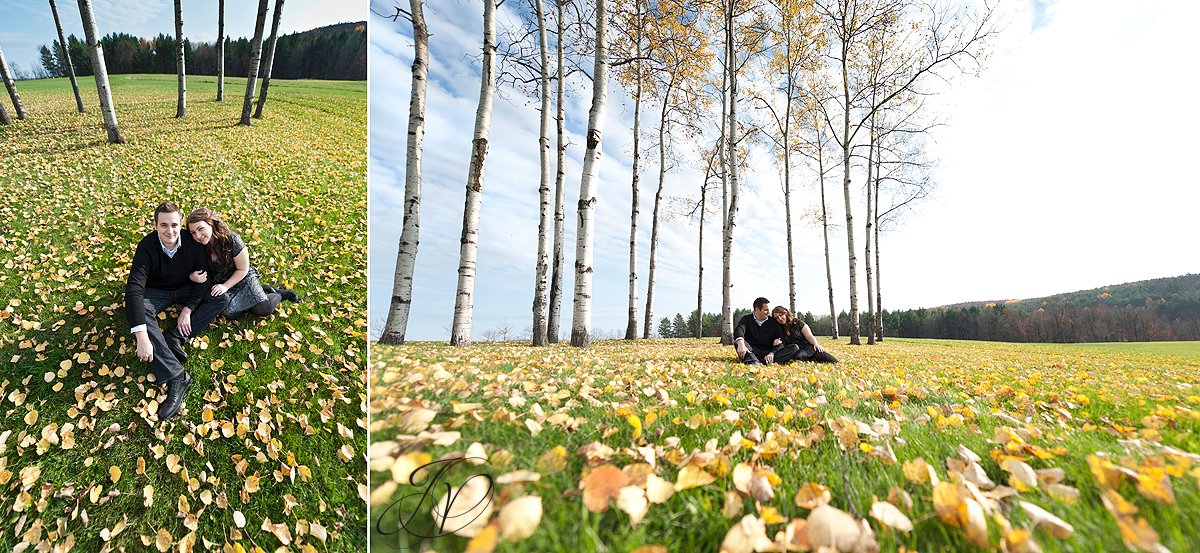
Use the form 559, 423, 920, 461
532, 0, 553, 346
718, 20, 732, 345
839, 36, 859, 345
643, 86, 670, 339
626, 29, 643, 340
696, 171, 706, 338
720, 0, 739, 346
0, 47, 27, 120
817, 126, 837, 339
254, 0, 285, 119
570, 0, 608, 348
217, 0, 225, 101
50, 0, 85, 113
76, 0, 124, 143
0, 98, 10, 125
380, 0, 428, 345
450, 0, 497, 347
239, 0, 269, 126
783, 76, 794, 313
547, 0, 567, 344
864, 122, 876, 345
174, 0, 186, 118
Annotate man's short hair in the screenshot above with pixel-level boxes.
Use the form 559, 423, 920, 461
154, 202, 181, 223
754, 297, 770, 310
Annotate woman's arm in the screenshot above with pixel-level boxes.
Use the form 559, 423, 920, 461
800, 323, 826, 352
212, 248, 251, 296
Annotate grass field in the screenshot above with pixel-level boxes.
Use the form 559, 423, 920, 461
369, 337, 1200, 552
0, 75, 367, 551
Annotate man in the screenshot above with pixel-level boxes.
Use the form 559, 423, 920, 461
125, 202, 230, 420
734, 297, 800, 366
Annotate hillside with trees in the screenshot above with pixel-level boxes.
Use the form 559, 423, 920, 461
37, 22, 366, 81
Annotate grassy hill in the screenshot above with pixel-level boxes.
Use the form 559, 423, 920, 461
0, 75, 366, 551
944, 273, 1200, 313
370, 338, 1200, 552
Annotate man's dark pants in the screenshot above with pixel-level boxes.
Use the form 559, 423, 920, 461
142, 287, 229, 383
738, 343, 801, 365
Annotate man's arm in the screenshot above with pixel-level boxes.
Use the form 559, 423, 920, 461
733, 316, 749, 357
125, 243, 151, 329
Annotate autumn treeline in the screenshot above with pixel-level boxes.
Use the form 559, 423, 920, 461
380, 0, 1000, 348
35, 24, 366, 82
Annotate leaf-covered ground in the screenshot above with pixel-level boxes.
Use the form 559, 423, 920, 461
369, 338, 1200, 552
0, 75, 367, 551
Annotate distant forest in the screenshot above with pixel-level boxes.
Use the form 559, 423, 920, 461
37, 22, 366, 81
661, 274, 1200, 342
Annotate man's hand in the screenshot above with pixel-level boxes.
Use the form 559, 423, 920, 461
211, 284, 228, 296
764, 352, 775, 364
190, 270, 208, 283
735, 340, 748, 359
135, 332, 153, 362
178, 308, 193, 337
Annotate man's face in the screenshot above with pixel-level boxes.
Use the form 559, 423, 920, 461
156, 211, 182, 247
755, 303, 770, 320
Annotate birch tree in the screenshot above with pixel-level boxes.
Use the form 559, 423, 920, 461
380, 0, 429, 345
217, 0, 225, 101
50, 0, 85, 112
174, 0, 186, 118
239, 0, 270, 126
531, 0, 554, 346
611, 0, 647, 340
570, 0, 609, 348
0, 46, 27, 121
76, 0, 124, 143
547, 0, 572, 344
253, 0, 286, 119
450, 0, 498, 347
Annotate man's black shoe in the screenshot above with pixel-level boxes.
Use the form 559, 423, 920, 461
165, 333, 188, 364
157, 372, 193, 420
279, 288, 301, 302
262, 285, 277, 295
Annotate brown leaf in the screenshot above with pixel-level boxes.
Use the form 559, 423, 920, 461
582, 465, 630, 513
793, 482, 831, 510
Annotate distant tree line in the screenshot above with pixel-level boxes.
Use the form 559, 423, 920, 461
38, 23, 365, 81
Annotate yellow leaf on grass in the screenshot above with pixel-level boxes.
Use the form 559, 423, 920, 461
464, 522, 499, 553
537, 445, 568, 474
628, 414, 642, 440
675, 463, 715, 491
793, 482, 831, 510
1135, 466, 1174, 504
109, 466, 121, 484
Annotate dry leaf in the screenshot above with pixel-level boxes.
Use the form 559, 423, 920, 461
432, 476, 494, 537
869, 501, 912, 532
582, 465, 630, 513
1019, 501, 1074, 539
617, 485, 649, 526
498, 495, 542, 541
675, 463, 716, 491
793, 482, 831, 510
806, 505, 876, 553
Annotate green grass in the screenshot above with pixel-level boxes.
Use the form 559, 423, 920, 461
369, 337, 1200, 552
1, 75, 366, 551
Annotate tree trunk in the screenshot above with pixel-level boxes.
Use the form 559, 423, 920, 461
547, 0, 567, 344
570, 0, 608, 348
531, 0, 553, 346
0, 47, 27, 120
76, 0, 124, 143
450, 0, 497, 347
239, 0, 270, 126
696, 174, 706, 339
718, 17, 732, 346
50, 0, 85, 113
626, 24, 643, 340
817, 125, 837, 339
254, 0, 285, 119
720, 0, 739, 346
216, 0, 225, 101
174, 0, 186, 118
643, 84, 670, 339
864, 121, 876, 345
379, 0, 428, 345
874, 150, 884, 342
839, 36, 859, 345
783, 75, 794, 313
0, 100, 9, 125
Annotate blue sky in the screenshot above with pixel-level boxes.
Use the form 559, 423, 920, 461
0, 0, 367, 74
368, 0, 1200, 342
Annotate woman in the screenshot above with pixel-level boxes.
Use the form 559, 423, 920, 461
186, 208, 299, 318
772, 306, 838, 363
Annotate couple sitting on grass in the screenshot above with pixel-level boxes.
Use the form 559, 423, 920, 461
734, 297, 838, 366
124, 202, 300, 421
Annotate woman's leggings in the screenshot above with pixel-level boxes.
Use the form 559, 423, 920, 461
249, 293, 283, 317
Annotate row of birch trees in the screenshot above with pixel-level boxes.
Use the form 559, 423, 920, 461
380, 0, 998, 348
0, 0, 290, 137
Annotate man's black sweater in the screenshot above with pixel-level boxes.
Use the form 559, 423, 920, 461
124, 232, 210, 328
734, 314, 784, 351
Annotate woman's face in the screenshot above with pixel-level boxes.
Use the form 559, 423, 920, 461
188, 220, 213, 245
773, 311, 786, 324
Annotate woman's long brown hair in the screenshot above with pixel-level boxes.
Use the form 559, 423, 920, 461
772, 306, 803, 336
186, 208, 235, 271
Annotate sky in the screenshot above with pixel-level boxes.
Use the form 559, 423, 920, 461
0, 0, 368, 74
369, 0, 1200, 342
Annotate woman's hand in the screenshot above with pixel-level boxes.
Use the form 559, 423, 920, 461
190, 270, 208, 283
177, 309, 193, 337
211, 284, 228, 296
773, 338, 782, 346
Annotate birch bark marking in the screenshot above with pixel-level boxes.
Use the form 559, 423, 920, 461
239, 0, 269, 126
216, 0, 225, 101
380, 0, 429, 345
571, 0, 608, 348
532, 0, 553, 346
76, 0, 124, 143
50, 0, 85, 112
450, 0, 497, 347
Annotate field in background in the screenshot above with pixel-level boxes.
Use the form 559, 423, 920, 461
0, 75, 367, 551
370, 337, 1200, 552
